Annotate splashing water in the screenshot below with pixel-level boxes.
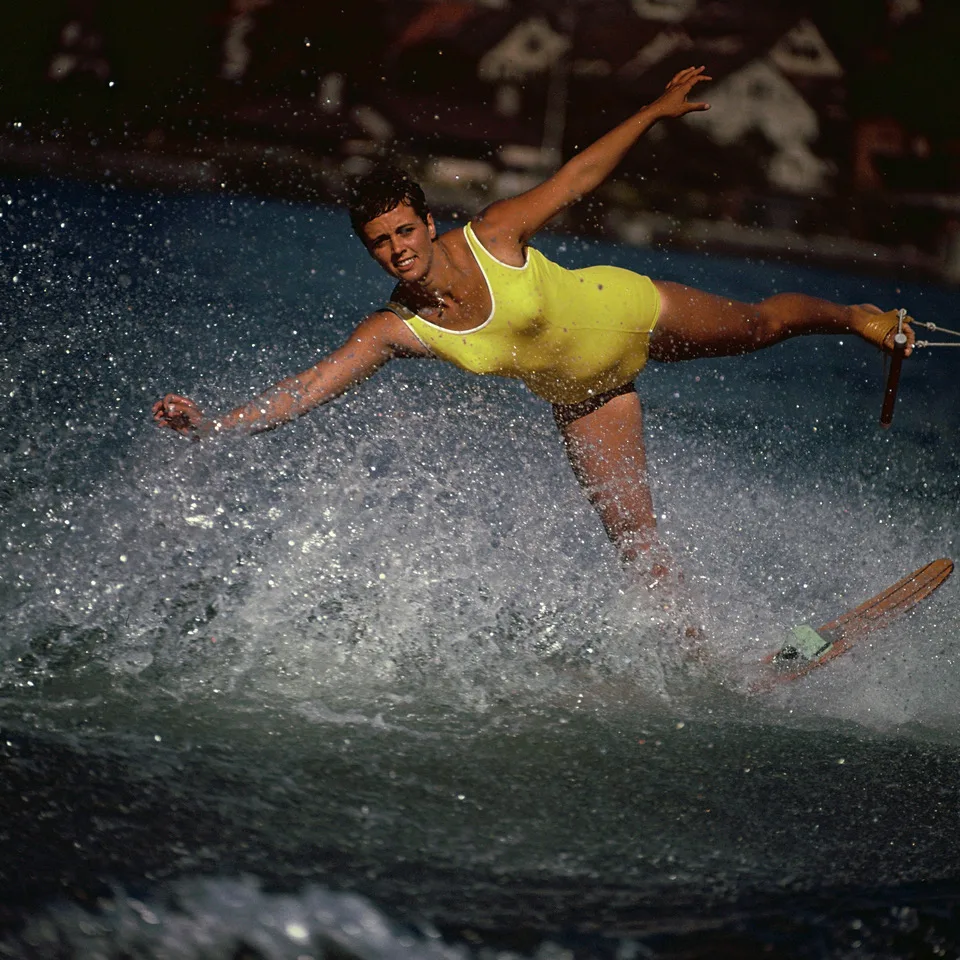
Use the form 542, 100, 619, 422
2, 178, 959, 956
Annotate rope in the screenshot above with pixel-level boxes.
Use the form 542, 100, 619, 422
913, 320, 960, 336
910, 319, 960, 349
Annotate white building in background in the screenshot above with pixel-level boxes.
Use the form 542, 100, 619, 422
478, 17, 571, 125
619, 27, 694, 78
220, 0, 273, 82
477, 17, 570, 83
630, 0, 698, 24
888, 0, 923, 24
769, 19, 843, 79
470, 6, 847, 195
48, 20, 109, 83
695, 27, 842, 196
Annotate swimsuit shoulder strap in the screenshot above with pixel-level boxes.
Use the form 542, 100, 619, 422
383, 300, 417, 321
463, 220, 491, 263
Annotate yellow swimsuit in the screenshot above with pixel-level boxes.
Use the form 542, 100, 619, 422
386, 221, 660, 406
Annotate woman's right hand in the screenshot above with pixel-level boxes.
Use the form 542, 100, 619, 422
152, 393, 207, 438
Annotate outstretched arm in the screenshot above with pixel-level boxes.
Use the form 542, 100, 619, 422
475, 65, 710, 251
153, 309, 429, 439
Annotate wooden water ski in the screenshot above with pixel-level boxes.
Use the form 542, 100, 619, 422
753, 557, 953, 692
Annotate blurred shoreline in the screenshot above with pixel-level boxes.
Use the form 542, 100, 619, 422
6, 2, 960, 286
3, 126, 957, 288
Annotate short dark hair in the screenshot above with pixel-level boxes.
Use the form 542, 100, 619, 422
347, 164, 430, 236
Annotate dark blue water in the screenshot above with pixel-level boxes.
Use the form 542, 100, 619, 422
1, 177, 959, 958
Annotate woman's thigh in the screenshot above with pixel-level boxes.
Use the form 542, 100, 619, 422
554, 389, 656, 557
649, 280, 767, 361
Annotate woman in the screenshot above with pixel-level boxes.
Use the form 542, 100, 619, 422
154, 66, 913, 582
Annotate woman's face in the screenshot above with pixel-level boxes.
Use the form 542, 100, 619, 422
359, 201, 437, 284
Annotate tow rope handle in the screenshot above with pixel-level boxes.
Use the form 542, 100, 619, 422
879, 309, 909, 429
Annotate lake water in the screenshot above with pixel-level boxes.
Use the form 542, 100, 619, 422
1, 177, 959, 958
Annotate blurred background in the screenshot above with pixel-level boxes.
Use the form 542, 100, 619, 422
4, 0, 960, 283
3, 4, 960, 957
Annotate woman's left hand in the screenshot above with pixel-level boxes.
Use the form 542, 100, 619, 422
653, 65, 712, 118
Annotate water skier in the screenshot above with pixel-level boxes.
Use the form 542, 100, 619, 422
154, 66, 914, 584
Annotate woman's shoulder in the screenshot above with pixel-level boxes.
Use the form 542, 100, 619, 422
464, 212, 529, 268
437, 221, 470, 251
354, 306, 434, 358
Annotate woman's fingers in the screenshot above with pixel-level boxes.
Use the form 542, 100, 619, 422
153, 393, 198, 427
670, 65, 707, 84
675, 74, 712, 92
659, 66, 711, 114
897, 321, 916, 356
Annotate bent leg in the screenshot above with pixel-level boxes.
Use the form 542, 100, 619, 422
553, 389, 658, 566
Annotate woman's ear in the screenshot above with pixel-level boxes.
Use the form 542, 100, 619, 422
427, 213, 437, 240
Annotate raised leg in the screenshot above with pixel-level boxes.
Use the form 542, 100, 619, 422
649, 281, 911, 361
553, 389, 659, 567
